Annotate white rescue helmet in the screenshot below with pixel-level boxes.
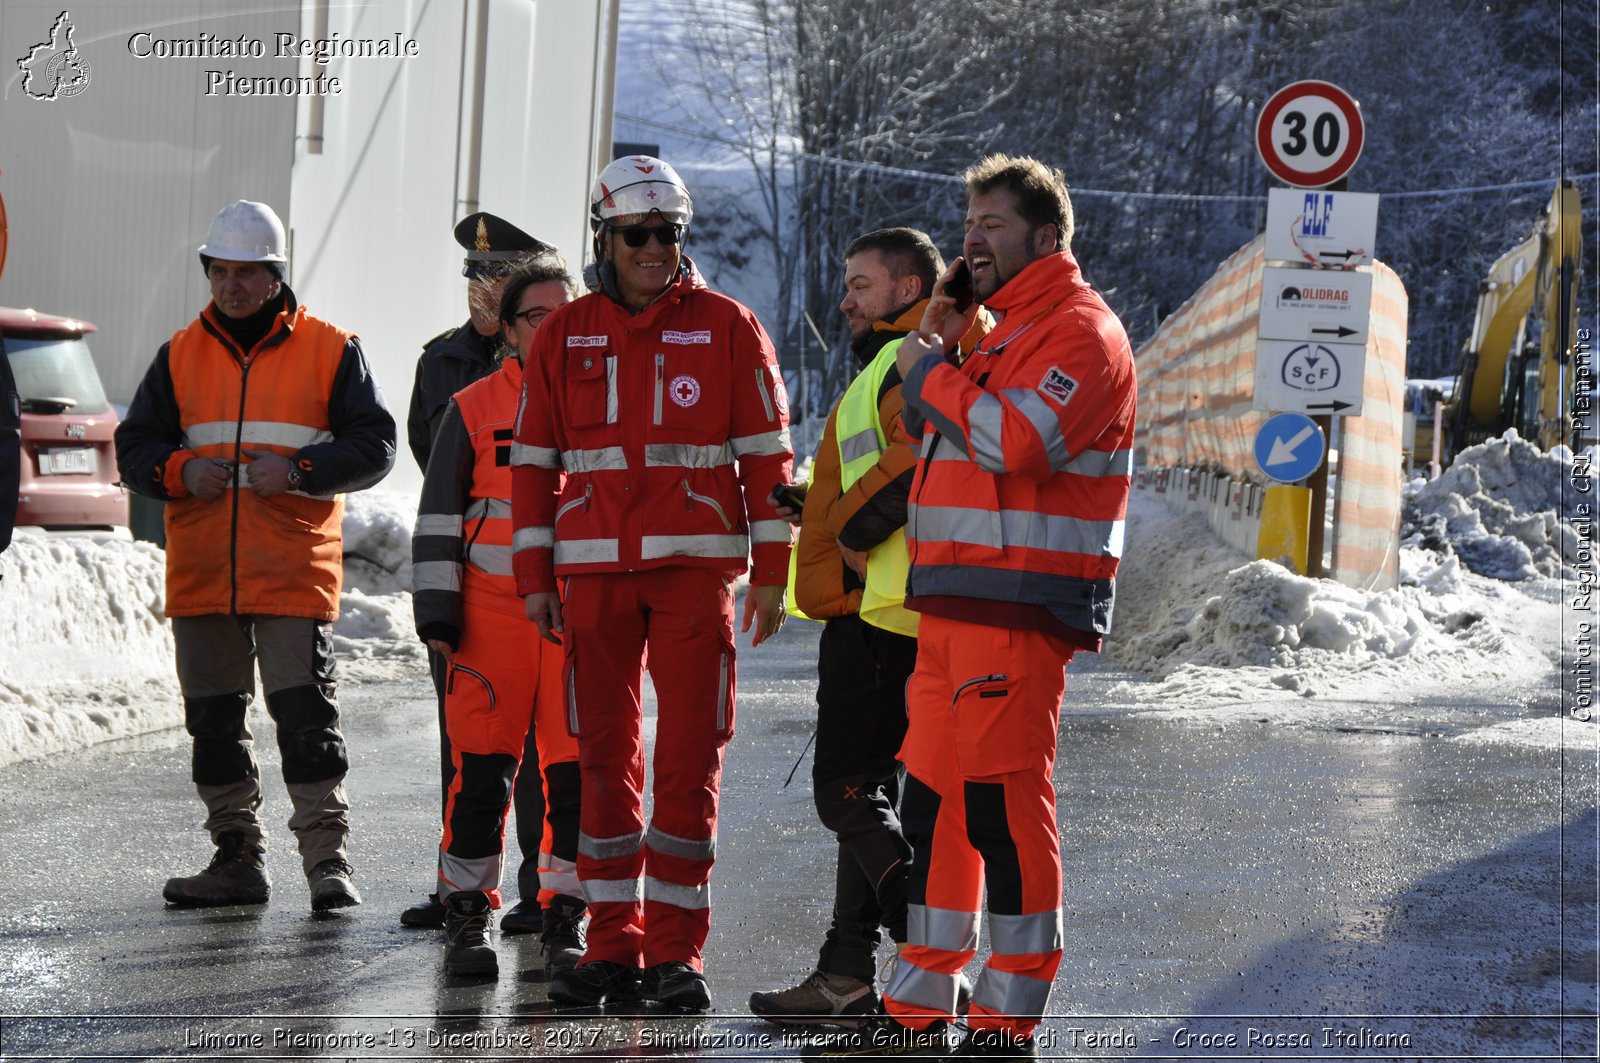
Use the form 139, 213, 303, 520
197, 200, 288, 273
590, 156, 693, 228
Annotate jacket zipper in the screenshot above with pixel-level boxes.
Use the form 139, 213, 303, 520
683, 479, 732, 530
229, 352, 254, 616
653, 353, 665, 424
555, 481, 593, 522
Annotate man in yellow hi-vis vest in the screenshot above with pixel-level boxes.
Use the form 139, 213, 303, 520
750, 228, 986, 1028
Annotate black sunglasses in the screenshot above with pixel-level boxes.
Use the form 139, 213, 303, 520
616, 224, 682, 248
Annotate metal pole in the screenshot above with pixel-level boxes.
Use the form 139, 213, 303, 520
1305, 414, 1332, 577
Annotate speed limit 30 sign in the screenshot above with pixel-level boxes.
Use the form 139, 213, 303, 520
1256, 80, 1364, 188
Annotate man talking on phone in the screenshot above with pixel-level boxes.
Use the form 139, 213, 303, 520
830, 156, 1136, 1058
749, 228, 986, 1028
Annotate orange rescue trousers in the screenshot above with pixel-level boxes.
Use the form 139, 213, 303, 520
885, 613, 1071, 1039
438, 594, 577, 906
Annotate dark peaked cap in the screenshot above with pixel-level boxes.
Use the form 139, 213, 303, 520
455, 211, 554, 278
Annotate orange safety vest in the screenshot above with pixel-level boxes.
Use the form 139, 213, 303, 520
451, 358, 525, 615
162, 303, 351, 619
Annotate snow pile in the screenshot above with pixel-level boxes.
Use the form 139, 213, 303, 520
1108, 492, 1548, 715
1401, 430, 1595, 582
0, 490, 427, 766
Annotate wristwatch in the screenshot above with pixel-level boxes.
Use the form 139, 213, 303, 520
286, 465, 303, 490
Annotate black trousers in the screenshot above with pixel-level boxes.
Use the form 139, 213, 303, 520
812, 613, 918, 982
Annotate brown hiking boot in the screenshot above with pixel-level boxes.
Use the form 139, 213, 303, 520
163, 832, 270, 908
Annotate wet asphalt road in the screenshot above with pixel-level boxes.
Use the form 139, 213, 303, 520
0, 621, 1594, 1061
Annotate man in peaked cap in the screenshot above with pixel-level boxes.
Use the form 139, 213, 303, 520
401, 211, 554, 934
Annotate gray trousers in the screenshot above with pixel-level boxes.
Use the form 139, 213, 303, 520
173, 615, 351, 875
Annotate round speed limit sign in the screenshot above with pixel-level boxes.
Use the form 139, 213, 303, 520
1256, 80, 1364, 188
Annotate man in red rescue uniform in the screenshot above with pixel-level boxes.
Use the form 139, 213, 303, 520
832, 155, 1136, 1058
511, 156, 793, 1012
116, 200, 396, 913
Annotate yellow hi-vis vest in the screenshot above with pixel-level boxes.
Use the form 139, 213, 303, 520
790, 340, 919, 636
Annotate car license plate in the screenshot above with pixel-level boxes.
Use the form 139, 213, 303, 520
40, 447, 95, 475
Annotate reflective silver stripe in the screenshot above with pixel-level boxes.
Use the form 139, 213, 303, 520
645, 825, 716, 862
965, 394, 1008, 473
839, 426, 881, 465
578, 829, 645, 861
414, 513, 463, 538
885, 957, 962, 1015
755, 368, 775, 421
555, 538, 621, 565
639, 533, 747, 560
970, 966, 1053, 1018
906, 903, 981, 951
605, 355, 618, 425
561, 446, 629, 473
716, 648, 730, 733
538, 853, 581, 895
1001, 387, 1069, 471
513, 525, 553, 552
465, 543, 513, 576
730, 427, 791, 457
653, 354, 665, 424
438, 850, 501, 896
582, 877, 643, 905
182, 420, 332, 450
411, 560, 461, 593
510, 442, 561, 469
566, 660, 579, 734
912, 506, 1123, 558
749, 519, 792, 545
463, 497, 511, 521
644, 875, 709, 910
645, 442, 734, 468
988, 910, 1063, 956
1062, 447, 1134, 478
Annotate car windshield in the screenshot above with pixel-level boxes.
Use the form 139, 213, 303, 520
5, 335, 110, 414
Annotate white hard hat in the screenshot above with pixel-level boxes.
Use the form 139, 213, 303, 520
198, 200, 288, 266
590, 156, 693, 227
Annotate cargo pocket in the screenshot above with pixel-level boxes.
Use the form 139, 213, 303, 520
564, 349, 613, 427
949, 672, 1036, 776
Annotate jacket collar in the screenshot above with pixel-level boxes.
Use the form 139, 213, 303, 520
199, 285, 301, 361
982, 251, 1084, 321
854, 299, 930, 365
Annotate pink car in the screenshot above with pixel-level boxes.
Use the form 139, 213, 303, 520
2, 306, 128, 532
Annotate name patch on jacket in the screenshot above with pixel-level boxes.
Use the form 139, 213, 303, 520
1039, 367, 1078, 405
662, 330, 712, 345
568, 335, 608, 348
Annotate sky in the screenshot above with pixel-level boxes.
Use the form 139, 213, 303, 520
1, 432, 1590, 767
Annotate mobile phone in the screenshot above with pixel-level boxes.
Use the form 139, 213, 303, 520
772, 482, 806, 512
944, 258, 974, 312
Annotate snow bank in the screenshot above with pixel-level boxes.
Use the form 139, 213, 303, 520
0, 490, 427, 767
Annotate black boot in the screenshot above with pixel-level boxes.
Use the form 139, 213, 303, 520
443, 891, 497, 977
500, 898, 544, 935
540, 894, 587, 973
163, 832, 270, 907
400, 892, 446, 928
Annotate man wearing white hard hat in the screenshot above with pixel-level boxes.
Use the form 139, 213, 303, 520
116, 200, 396, 913
511, 156, 794, 1010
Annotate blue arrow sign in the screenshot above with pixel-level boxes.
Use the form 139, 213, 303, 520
1254, 412, 1326, 483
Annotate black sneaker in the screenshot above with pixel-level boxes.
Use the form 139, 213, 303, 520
549, 960, 642, 1006
540, 895, 587, 972
443, 891, 497, 977
951, 1028, 1038, 1059
814, 1012, 951, 1057
163, 832, 270, 908
307, 858, 362, 912
400, 892, 446, 928
500, 898, 543, 936
641, 960, 711, 1011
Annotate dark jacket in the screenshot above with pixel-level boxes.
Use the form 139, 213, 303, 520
407, 320, 499, 471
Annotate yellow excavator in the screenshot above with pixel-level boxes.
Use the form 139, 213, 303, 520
1441, 179, 1584, 461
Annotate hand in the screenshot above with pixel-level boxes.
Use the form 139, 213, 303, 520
524, 591, 564, 645
919, 257, 982, 352
838, 544, 868, 578
426, 638, 454, 662
741, 583, 787, 647
181, 456, 232, 500
768, 485, 804, 526
241, 450, 294, 497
